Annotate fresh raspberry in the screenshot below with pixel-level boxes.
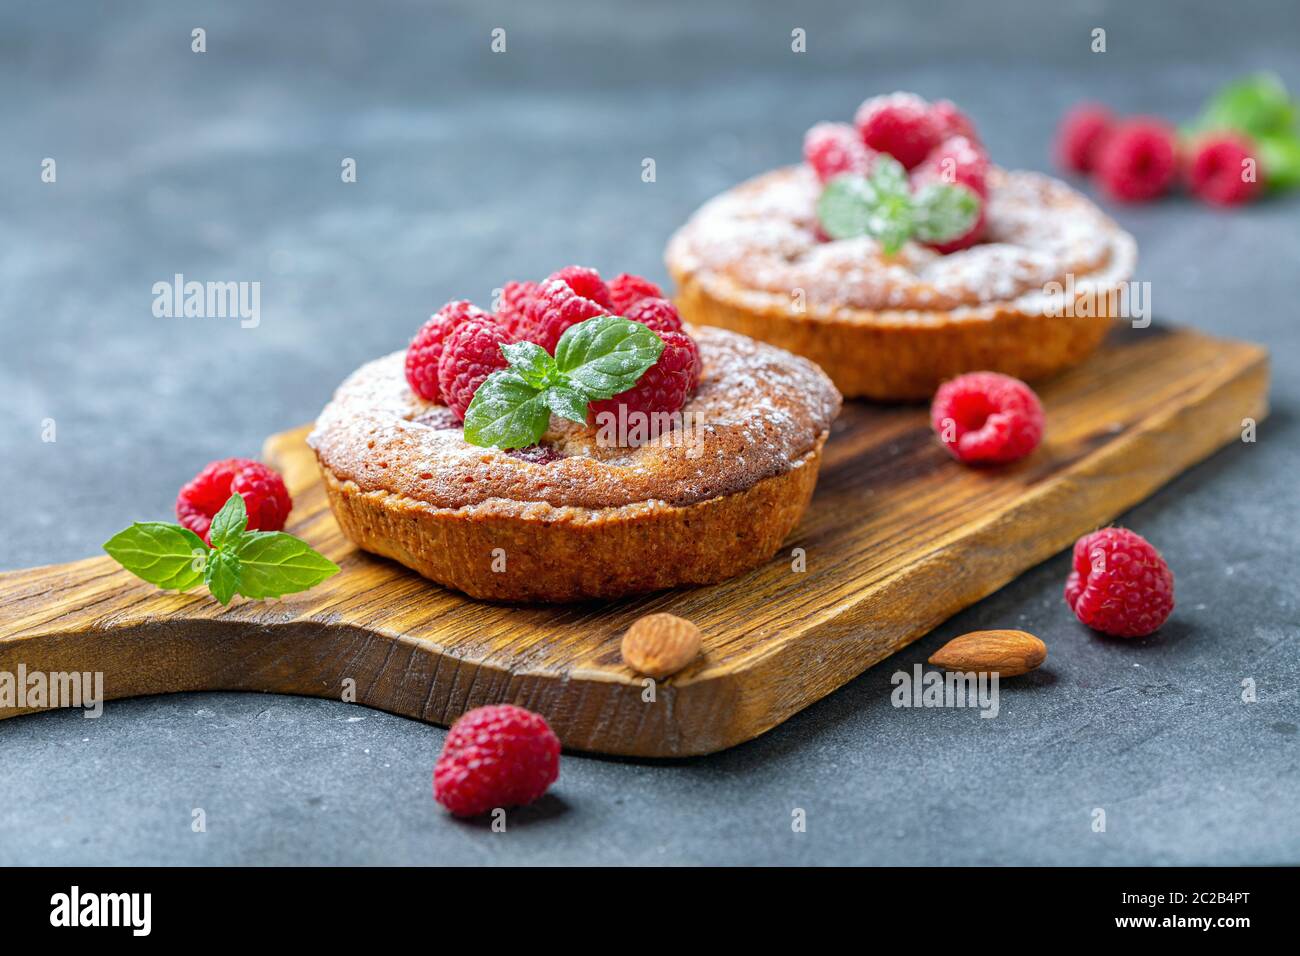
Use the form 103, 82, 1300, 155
433, 705, 561, 818
436, 315, 512, 420
547, 265, 612, 309
1054, 103, 1114, 173
911, 135, 990, 197
1094, 118, 1178, 203
1065, 528, 1175, 638
924, 203, 986, 254
589, 330, 699, 426
930, 99, 980, 143
623, 296, 684, 335
854, 92, 942, 169
405, 300, 492, 403
1187, 134, 1261, 207
803, 122, 876, 183
930, 371, 1044, 464
519, 270, 612, 353
607, 273, 663, 315
495, 280, 539, 340
176, 458, 292, 544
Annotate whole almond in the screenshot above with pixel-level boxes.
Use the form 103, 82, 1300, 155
928, 629, 1046, 677
621, 613, 702, 679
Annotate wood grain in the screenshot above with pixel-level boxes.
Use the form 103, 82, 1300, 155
0, 326, 1269, 756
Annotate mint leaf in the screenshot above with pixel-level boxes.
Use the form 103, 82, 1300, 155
232, 531, 339, 599
103, 522, 208, 591
204, 548, 241, 605
208, 493, 248, 551
913, 182, 980, 244
817, 158, 915, 253
500, 341, 561, 389
463, 369, 552, 448
553, 315, 664, 399
544, 385, 592, 424
1258, 133, 1300, 190
1197, 73, 1296, 139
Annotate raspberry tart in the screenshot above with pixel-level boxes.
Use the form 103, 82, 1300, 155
308, 266, 841, 602
666, 92, 1137, 400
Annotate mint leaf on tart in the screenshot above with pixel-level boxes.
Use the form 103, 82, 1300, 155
816, 155, 980, 254
103, 522, 208, 592
463, 370, 553, 449
103, 492, 338, 605
913, 181, 980, 244
462, 315, 665, 450
553, 315, 664, 399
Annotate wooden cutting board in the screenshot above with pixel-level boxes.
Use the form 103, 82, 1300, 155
0, 326, 1268, 756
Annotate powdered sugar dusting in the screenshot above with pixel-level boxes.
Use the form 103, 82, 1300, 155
666, 165, 1135, 316
308, 327, 841, 511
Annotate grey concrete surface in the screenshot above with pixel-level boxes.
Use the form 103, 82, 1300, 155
1, 0, 1297, 865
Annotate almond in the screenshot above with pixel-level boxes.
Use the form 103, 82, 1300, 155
621, 613, 702, 679
927, 629, 1046, 677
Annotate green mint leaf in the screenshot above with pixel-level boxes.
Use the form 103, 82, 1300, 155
544, 385, 592, 425
1258, 133, 1300, 190
913, 182, 981, 244
232, 531, 340, 599
553, 315, 664, 400
103, 522, 208, 591
204, 548, 241, 605
816, 158, 915, 253
208, 493, 248, 551
1197, 73, 1296, 139
462, 369, 553, 449
500, 341, 561, 389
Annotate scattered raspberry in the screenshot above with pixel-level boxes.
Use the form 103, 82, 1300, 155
1094, 118, 1178, 203
930, 371, 1044, 464
519, 270, 612, 353
804, 121, 876, 182
433, 704, 561, 818
607, 273, 663, 315
436, 315, 512, 420
176, 458, 292, 544
930, 99, 980, 143
547, 265, 612, 310
405, 300, 492, 403
1187, 134, 1261, 206
623, 296, 684, 335
924, 203, 986, 254
854, 92, 942, 169
495, 280, 539, 340
1065, 528, 1175, 638
590, 330, 699, 426
1054, 103, 1114, 173
911, 135, 990, 197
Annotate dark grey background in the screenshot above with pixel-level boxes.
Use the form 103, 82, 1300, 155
1, 0, 1296, 865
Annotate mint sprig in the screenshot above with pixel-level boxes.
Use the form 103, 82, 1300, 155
103, 493, 339, 605
816, 156, 980, 254
463, 314, 664, 450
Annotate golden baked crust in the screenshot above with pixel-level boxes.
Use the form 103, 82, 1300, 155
666, 165, 1137, 400
308, 326, 841, 601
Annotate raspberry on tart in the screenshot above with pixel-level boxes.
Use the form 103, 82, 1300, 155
607, 273, 663, 315
667, 93, 1137, 400
310, 325, 840, 602
436, 314, 512, 421
406, 300, 493, 403
518, 270, 611, 353
804, 122, 876, 183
